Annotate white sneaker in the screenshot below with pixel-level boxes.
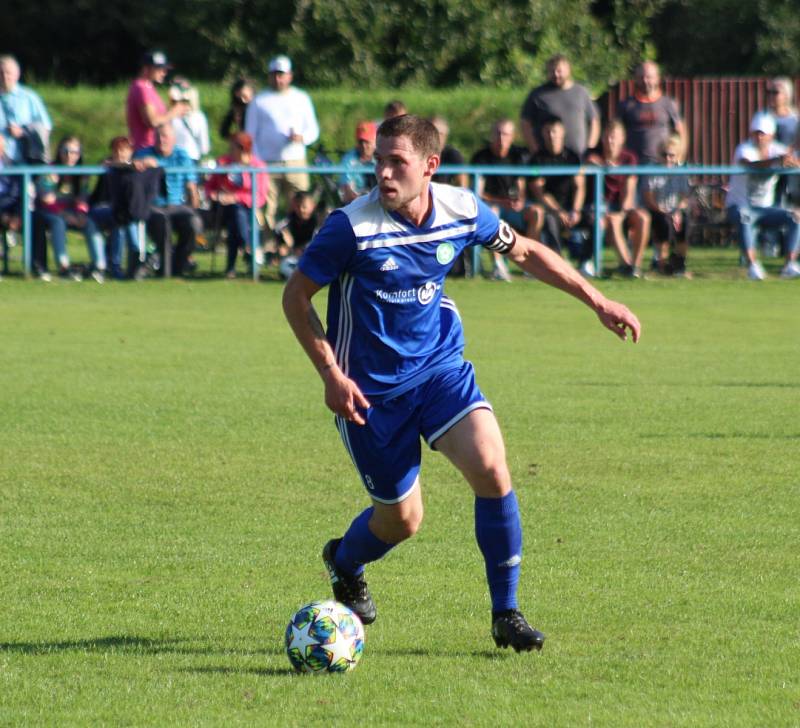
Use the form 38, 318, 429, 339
748, 261, 767, 280
780, 261, 800, 279
578, 259, 596, 278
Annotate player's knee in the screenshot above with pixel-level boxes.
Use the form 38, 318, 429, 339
373, 507, 423, 544
470, 456, 511, 497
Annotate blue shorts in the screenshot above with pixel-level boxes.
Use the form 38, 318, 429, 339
335, 361, 491, 505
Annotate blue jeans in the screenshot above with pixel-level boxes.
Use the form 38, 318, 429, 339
89, 206, 142, 269
221, 203, 252, 272
727, 205, 800, 256
35, 209, 107, 270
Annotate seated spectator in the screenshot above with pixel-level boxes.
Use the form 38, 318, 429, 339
430, 115, 467, 188
0, 133, 20, 233
642, 134, 692, 277
133, 123, 202, 277
725, 113, 800, 280
273, 190, 319, 260
169, 77, 210, 164
33, 136, 107, 282
471, 118, 537, 281
584, 121, 651, 278
338, 121, 377, 203
89, 136, 151, 279
204, 131, 269, 279
220, 78, 255, 141
529, 117, 586, 256
0, 54, 52, 164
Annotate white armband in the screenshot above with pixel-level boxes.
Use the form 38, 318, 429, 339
483, 219, 516, 255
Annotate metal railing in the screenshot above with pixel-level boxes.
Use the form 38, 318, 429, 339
3, 163, 797, 279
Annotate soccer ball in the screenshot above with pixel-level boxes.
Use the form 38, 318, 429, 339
278, 255, 299, 280
285, 600, 365, 674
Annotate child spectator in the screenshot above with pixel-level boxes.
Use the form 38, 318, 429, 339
169, 77, 210, 164
204, 131, 268, 279
273, 190, 318, 260
34, 136, 107, 281
642, 134, 692, 277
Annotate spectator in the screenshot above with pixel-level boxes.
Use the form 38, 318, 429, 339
0, 133, 20, 234
89, 136, 149, 280
616, 61, 687, 165
126, 51, 188, 151
471, 118, 536, 282
0, 54, 52, 163
520, 54, 599, 157
204, 131, 269, 279
584, 121, 651, 277
430, 115, 468, 188
758, 77, 798, 146
245, 54, 319, 230
219, 78, 255, 141
642, 134, 692, 277
725, 113, 800, 280
273, 190, 319, 260
169, 77, 210, 164
133, 123, 202, 277
383, 100, 408, 120
33, 136, 107, 282
338, 121, 377, 203
529, 116, 586, 257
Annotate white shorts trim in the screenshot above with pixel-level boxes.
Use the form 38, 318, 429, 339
369, 477, 419, 505
426, 401, 493, 448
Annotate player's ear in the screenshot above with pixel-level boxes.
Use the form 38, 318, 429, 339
425, 153, 440, 178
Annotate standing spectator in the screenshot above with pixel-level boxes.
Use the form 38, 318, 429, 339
520, 54, 599, 157
616, 61, 687, 165
169, 77, 210, 164
338, 121, 377, 203
245, 55, 319, 230
584, 121, 651, 277
725, 113, 800, 280
134, 123, 202, 277
205, 131, 269, 279
757, 78, 798, 147
33, 136, 107, 282
219, 78, 255, 141
529, 117, 586, 257
126, 51, 188, 151
0, 54, 52, 163
642, 134, 692, 277
471, 118, 536, 281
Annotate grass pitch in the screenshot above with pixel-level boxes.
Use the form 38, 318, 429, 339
1, 251, 799, 726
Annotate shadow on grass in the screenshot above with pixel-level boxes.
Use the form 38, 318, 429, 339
179, 665, 293, 677
0, 635, 283, 658
381, 647, 509, 660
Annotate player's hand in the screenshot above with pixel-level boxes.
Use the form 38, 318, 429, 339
595, 298, 641, 343
321, 365, 371, 425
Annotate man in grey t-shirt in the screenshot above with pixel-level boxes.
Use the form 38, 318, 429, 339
520, 54, 599, 157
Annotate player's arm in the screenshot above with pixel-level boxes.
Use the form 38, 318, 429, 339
489, 222, 640, 342
282, 269, 371, 424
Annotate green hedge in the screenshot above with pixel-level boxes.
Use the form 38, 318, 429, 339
40, 83, 527, 165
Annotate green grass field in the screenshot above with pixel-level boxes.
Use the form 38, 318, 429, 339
1, 256, 799, 726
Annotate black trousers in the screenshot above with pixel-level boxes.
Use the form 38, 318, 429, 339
146, 205, 202, 276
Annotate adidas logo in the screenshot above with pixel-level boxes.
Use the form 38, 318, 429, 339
498, 554, 522, 568
380, 256, 399, 272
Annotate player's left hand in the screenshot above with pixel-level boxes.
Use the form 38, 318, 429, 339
595, 299, 641, 343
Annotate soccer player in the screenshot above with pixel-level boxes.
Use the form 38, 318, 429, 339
282, 115, 641, 653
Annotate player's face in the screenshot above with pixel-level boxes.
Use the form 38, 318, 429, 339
375, 134, 438, 214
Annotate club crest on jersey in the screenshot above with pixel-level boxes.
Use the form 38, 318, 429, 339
436, 242, 455, 265
417, 281, 439, 305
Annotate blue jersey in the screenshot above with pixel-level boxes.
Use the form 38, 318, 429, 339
299, 182, 509, 401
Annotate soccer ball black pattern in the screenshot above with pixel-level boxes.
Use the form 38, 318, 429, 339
285, 600, 365, 673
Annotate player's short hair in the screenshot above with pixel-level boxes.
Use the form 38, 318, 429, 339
377, 114, 441, 158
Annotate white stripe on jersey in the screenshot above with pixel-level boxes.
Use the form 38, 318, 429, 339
335, 273, 354, 376
355, 222, 478, 250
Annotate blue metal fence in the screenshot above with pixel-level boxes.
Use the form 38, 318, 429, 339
3, 163, 797, 280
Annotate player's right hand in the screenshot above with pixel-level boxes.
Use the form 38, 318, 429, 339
322, 366, 371, 425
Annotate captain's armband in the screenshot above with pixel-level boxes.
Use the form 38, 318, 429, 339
483, 219, 516, 255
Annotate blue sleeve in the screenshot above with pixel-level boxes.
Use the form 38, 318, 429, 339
298, 210, 357, 286
471, 196, 501, 247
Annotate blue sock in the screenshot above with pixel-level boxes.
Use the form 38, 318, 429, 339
475, 491, 522, 613
335, 507, 394, 576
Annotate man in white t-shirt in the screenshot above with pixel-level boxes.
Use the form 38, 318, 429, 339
725, 112, 800, 280
245, 55, 319, 229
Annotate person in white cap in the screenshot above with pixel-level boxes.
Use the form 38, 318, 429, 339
245, 55, 319, 230
725, 112, 800, 280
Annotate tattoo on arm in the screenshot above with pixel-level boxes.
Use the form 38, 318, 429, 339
307, 306, 326, 339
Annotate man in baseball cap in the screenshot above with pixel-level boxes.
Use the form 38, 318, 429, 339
339, 120, 378, 202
